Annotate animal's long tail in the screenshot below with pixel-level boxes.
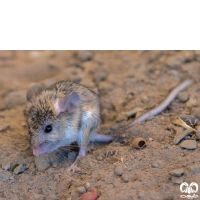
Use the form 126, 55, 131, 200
128, 79, 193, 127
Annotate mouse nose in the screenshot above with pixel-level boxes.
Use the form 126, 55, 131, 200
33, 148, 40, 156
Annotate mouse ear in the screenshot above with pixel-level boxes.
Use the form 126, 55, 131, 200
27, 84, 43, 102
55, 92, 80, 114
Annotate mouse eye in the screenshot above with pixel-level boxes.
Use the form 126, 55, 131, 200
45, 125, 52, 133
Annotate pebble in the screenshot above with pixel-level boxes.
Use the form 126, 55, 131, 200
114, 165, 124, 176
110, 124, 120, 131
14, 164, 26, 175
151, 162, 160, 168
77, 186, 86, 194
169, 69, 179, 78
121, 174, 129, 182
180, 140, 197, 150
96, 156, 104, 161
0, 168, 12, 180
28, 181, 34, 186
47, 169, 55, 176
171, 176, 184, 184
173, 128, 194, 145
2, 90, 27, 110
35, 156, 51, 171
0, 124, 9, 132
2, 163, 11, 171
68, 152, 77, 162
177, 91, 189, 102
78, 51, 94, 62
169, 168, 184, 177
94, 69, 107, 83
141, 96, 149, 103
85, 182, 91, 190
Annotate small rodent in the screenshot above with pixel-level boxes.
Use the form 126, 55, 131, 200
25, 80, 114, 172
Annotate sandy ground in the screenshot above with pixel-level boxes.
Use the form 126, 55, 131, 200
1, 50, 200, 200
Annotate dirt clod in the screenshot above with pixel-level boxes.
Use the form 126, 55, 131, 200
114, 165, 124, 176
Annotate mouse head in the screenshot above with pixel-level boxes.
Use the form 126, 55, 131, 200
25, 84, 81, 156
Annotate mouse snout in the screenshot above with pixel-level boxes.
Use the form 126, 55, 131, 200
33, 148, 41, 156
32, 143, 45, 156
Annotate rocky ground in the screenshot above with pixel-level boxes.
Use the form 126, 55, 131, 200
1, 50, 200, 200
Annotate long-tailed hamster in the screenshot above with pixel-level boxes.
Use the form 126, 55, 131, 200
25, 80, 114, 172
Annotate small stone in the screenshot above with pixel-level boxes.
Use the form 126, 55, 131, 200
14, 164, 26, 175
171, 176, 184, 184
94, 69, 108, 83
177, 91, 189, 102
68, 152, 77, 162
169, 168, 184, 177
35, 156, 51, 171
85, 182, 91, 190
114, 165, 124, 176
169, 69, 179, 78
197, 143, 200, 148
121, 174, 129, 182
110, 124, 120, 131
2, 163, 11, 171
78, 51, 94, 62
180, 140, 197, 150
173, 128, 194, 145
47, 169, 55, 176
141, 96, 149, 103
96, 156, 103, 161
0, 169, 12, 180
0, 124, 9, 132
151, 162, 160, 168
77, 186, 86, 194
28, 181, 34, 186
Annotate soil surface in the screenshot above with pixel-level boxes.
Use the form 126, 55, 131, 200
1, 50, 200, 200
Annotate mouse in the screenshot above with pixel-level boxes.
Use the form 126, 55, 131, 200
25, 80, 115, 172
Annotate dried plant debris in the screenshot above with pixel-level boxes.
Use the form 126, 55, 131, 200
171, 117, 196, 131
180, 115, 199, 128
173, 128, 194, 145
125, 107, 143, 119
